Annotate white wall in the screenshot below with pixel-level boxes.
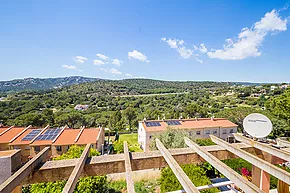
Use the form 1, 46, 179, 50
138, 124, 238, 152
138, 122, 146, 151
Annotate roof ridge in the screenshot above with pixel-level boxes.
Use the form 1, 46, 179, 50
30, 125, 49, 144
74, 126, 85, 143
0, 126, 13, 136
9, 125, 31, 143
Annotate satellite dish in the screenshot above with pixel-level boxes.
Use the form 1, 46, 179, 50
243, 113, 273, 138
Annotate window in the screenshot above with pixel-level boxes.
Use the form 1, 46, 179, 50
34, 146, 40, 152
56, 146, 62, 152
213, 130, 218, 134
14, 146, 20, 150
196, 131, 201, 135
189, 131, 192, 136
25, 146, 30, 150
205, 130, 210, 135
230, 129, 234, 133
149, 135, 152, 139
223, 130, 227, 134
91, 144, 94, 148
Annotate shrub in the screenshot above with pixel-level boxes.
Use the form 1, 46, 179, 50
160, 164, 219, 193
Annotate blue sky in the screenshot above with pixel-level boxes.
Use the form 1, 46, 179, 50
1, 0, 290, 82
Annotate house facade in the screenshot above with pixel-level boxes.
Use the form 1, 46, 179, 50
138, 118, 238, 152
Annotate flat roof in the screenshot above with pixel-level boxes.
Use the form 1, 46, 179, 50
0, 150, 19, 157
141, 118, 238, 132
0, 127, 26, 144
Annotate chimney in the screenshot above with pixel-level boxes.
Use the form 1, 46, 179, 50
163, 114, 166, 120
195, 117, 198, 121
158, 115, 160, 120
211, 116, 215, 121
143, 118, 147, 121
179, 113, 183, 120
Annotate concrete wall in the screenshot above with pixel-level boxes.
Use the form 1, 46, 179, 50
96, 128, 105, 152
10, 145, 30, 163
138, 122, 147, 151
0, 150, 21, 184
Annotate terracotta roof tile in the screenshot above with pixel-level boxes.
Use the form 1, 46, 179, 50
53, 129, 81, 145
142, 118, 238, 132
0, 127, 26, 144
9, 128, 42, 145
76, 128, 100, 145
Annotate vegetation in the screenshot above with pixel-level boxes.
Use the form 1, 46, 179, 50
160, 164, 219, 193
150, 127, 191, 150
53, 145, 100, 160
113, 133, 142, 153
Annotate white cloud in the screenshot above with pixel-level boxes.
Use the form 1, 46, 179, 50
110, 68, 122, 74
93, 59, 105, 66
96, 53, 109, 60
125, 73, 133, 77
112, 59, 123, 66
101, 68, 122, 75
128, 50, 150, 62
62, 65, 77, 70
161, 38, 194, 59
62, 65, 82, 72
73, 56, 87, 63
207, 9, 287, 60
195, 58, 203, 63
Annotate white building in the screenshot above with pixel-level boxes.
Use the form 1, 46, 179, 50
138, 118, 238, 152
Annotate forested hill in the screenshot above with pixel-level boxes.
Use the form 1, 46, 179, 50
0, 76, 99, 92
60, 79, 235, 96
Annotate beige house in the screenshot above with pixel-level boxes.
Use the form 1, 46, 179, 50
138, 118, 238, 152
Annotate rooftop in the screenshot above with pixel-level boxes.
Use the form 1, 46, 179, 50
9, 128, 43, 145
76, 128, 100, 145
141, 118, 238, 132
53, 129, 80, 145
0, 127, 27, 144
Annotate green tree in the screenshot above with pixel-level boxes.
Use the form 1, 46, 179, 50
123, 107, 137, 132
150, 128, 191, 150
14, 113, 46, 126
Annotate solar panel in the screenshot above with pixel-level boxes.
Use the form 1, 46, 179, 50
21, 129, 42, 141
166, 120, 181, 126
35, 128, 61, 141
145, 122, 161, 127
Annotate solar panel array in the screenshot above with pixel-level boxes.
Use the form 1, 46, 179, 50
21, 129, 42, 141
35, 128, 61, 141
166, 120, 181, 126
145, 122, 161, 127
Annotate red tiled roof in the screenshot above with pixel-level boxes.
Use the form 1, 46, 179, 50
142, 118, 238, 132
0, 127, 26, 144
9, 128, 41, 145
76, 128, 100, 145
53, 129, 81, 145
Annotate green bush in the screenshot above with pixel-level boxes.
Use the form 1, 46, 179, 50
108, 180, 127, 192
195, 138, 216, 146
160, 164, 219, 193
53, 145, 100, 161
134, 180, 160, 193
222, 158, 251, 174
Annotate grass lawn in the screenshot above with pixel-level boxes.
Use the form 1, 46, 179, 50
118, 133, 143, 152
